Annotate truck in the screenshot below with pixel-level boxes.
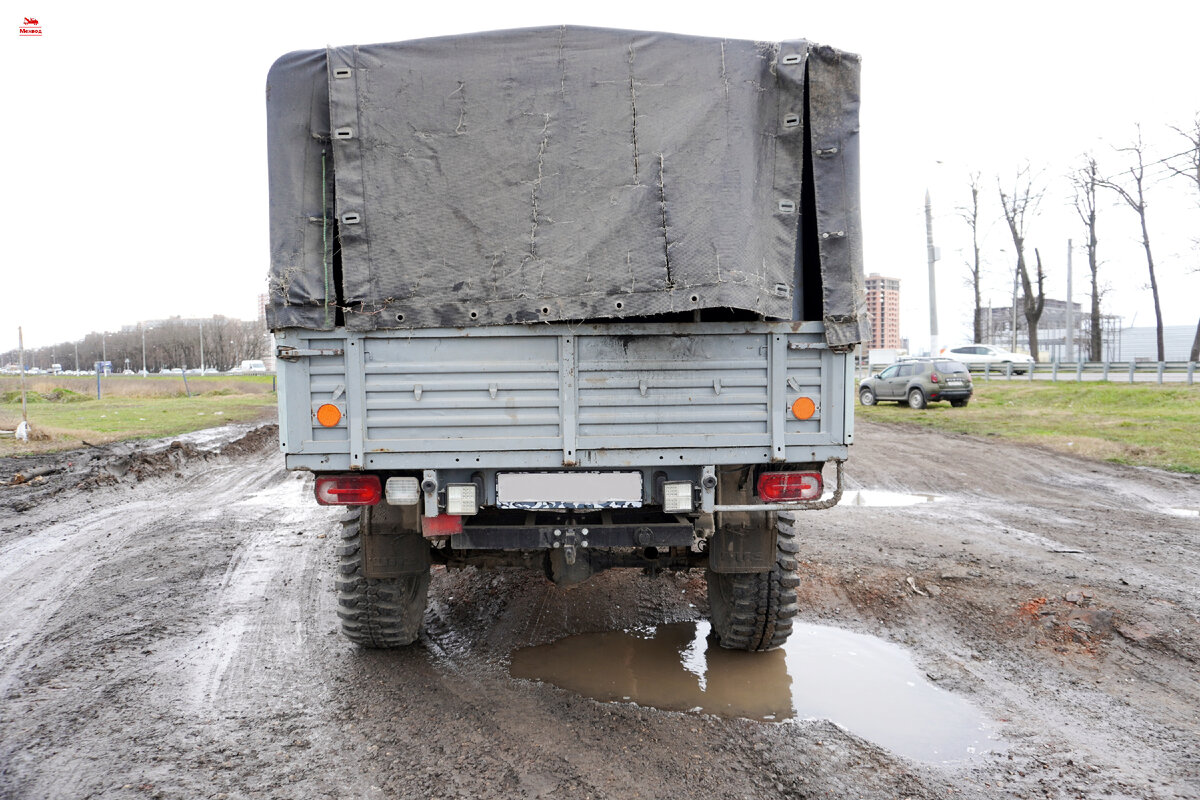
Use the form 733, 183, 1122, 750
266, 26, 868, 651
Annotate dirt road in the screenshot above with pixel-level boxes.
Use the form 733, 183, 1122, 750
1, 422, 1197, 799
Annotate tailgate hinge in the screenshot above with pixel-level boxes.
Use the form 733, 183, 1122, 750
276, 345, 345, 361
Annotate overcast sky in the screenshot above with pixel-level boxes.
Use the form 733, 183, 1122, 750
5, 1, 1198, 354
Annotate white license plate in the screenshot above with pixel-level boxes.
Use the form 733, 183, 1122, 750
496, 472, 643, 509
947, 380, 964, 386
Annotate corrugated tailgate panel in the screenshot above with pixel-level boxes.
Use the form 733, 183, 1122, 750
576, 332, 771, 450
303, 337, 350, 450
363, 335, 563, 453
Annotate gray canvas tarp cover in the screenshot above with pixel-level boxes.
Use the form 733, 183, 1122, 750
266, 26, 869, 348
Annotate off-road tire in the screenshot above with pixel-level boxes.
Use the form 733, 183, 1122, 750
335, 508, 430, 648
950, 398, 969, 408
707, 513, 801, 651
907, 388, 927, 409
859, 387, 877, 406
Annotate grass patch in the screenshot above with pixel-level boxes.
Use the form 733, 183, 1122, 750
0, 374, 275, 400
857, 382, 1200, 474
0, 376, 277, 455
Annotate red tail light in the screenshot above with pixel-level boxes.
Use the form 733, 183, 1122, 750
756, 471, 823, 502
930, 372, 939, 383
315, 475, 382, 505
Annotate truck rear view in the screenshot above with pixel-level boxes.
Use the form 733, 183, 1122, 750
266, 26, 868, 651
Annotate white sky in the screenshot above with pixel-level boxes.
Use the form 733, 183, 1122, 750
5, 1, 1199, 354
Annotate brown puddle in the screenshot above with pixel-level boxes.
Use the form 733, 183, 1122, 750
511, 621, 1002, 764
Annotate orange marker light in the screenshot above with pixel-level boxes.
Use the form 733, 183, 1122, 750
791, 396, 816, 420
316, 403, 342, 427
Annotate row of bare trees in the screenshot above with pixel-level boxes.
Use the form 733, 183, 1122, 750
960, 114, 1200, 362
3, 316, 267, 374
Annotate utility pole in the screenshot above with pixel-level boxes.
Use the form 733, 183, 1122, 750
141, 324, 148, 374
199, 321, 205, 372
1065, 239, 1074, 362
18, 327, 28, 427
925, 190, 940, 356
73, 342, 79, 372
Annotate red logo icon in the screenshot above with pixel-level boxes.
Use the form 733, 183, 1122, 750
19, 16, 42, 36
25, 16, 38, 24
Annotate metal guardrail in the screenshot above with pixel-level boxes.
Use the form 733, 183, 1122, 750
978, 360, 1197, 384
857, 360, 1197, 384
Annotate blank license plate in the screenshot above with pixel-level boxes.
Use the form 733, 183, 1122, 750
496, 472, 643, 509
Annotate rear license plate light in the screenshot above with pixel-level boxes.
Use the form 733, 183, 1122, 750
756, 471, 822, 502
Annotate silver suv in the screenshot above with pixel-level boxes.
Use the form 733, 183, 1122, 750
859, 358, 973, 409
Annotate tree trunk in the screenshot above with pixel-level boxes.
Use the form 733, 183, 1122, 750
1138, 211, 1165, 361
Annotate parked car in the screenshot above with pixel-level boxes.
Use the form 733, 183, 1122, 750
230, 360, 267, 374
859, 358, 973, 409
940, 344, 1034, 374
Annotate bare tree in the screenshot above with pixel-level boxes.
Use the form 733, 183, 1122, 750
958, 172, 986, 343
1070, 156, 1103, 360
998, 167, 1046, 360
1165, 113, 1200, 362
1097, 126, 1165, 361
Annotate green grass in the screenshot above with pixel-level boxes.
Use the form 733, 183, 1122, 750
857, 382, 1200, 474
0, 375, 277, 455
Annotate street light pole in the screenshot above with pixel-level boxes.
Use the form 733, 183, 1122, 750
199, 321, 205, 372
1065, 239, 1074, 362
925, 190, 940, 356
1010, 264, 1020, 352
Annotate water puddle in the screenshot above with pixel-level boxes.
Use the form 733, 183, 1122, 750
511, 621, 1001, 764
838, 490, 947, 507
1163, 507, 1199, 518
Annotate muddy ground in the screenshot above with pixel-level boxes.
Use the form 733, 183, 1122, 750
0, 421, 1197, 799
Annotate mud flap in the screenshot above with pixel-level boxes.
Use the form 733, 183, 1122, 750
709, 468, 775, 573
708, 522, 774, 573
361, 503, 432, 579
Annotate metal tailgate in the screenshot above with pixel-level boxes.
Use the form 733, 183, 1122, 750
276, 321, 851, 471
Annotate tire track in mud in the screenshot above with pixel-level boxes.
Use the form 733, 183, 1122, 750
0, 448, 340, 800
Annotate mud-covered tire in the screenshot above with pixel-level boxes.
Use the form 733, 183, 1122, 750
706, 513, 801, 652
334, 508, 430, 648
859, 387, 877, 406
950, 398, 969, 408
907, 388, 927, 409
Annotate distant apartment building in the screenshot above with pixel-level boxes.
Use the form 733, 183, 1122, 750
864, 273, 901, 350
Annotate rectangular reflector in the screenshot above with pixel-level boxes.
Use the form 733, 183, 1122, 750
421, 513, 463, 537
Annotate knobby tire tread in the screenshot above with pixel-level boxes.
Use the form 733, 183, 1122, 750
335, 509, 429, 648
708, 512, 801, 651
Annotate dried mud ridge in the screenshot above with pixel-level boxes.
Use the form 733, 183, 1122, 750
0, 424, 279, 512
1, 421, 1198, 799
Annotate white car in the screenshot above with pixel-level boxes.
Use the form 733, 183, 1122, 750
940, 344, 1035, 374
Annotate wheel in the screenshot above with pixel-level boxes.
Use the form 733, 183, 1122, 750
950, 398, 969, 408
706, 513, 800, 652
907, 388, 927, 409
859, 386, 877, 406
335, 507, 430, 648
